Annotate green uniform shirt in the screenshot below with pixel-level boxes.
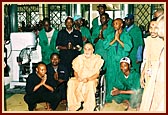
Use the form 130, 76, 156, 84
116, 68, 141, 91
92, 16, 113, 30
39, 28, 59, 64
124, 24, 144, 72
91, 24, 114, 70
112, 68, 142, 108
103, 30, 133, 102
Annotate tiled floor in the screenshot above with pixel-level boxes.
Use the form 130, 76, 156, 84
4, 94, 137, 112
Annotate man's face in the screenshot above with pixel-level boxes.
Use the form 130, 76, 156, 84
65, 18, 73, 29
36, 64, 47, 77
100, 15, 107, 25
84, 44, 94, 58
154, 11, 161, 18
44, 21, 50, 32
120, 62, 130, 75
113, 20, 123, 30
51, 55, 60, 66
74, 19, 82, 27
149, 21, 158, 38
124, 18, 133, 27
98, 7, 105, 15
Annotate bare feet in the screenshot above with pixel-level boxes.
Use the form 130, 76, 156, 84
122, 100, 130, 111
45, 102, 51, 111
60, 99, 67, 105
136, 103, 140, 111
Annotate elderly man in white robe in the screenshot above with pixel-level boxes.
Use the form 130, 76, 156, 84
67, 43, 104, 111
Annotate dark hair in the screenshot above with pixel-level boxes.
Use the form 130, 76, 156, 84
151, 17, 157, 21
37, 61, 46, 68
50, 53, 60, 59
65, 17, 73, 23
100, 13, 109, 19
113, 18, 123, 24
43, 17, 50, 25
97, 4, 107, 9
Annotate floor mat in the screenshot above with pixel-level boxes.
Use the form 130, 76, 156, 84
4, 94, 67, 111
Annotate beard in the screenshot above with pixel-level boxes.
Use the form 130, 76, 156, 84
150, 33, 158, 38
84, 53, 92, 58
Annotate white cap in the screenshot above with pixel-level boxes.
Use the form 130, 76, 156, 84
120, 57, 130, 65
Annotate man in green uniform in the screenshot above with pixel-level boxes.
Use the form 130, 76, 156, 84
91, 4, 113, 33
91, 13, 114, 70
111, 57, 142, 110
39, 18, 59, 64
124, 14, 144, 73
73, 15, 91, 53
103, 18, 133, 102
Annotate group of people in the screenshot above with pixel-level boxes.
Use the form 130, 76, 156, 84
24, 53, 69, 111
23, 4, 165, 112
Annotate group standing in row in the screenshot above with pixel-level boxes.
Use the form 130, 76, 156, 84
23, 4, 165, 112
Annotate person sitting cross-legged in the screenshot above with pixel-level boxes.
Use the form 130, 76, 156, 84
111, 57, 142, 111
67, 43, 104, 111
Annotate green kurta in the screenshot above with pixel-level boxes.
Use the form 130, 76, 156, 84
92, 16, 113, 30
124, 24, 144, 73
39, 28, 59, 64
112, 69, 142, 108
103, 30, 133, 102
91, 25, 114, 70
